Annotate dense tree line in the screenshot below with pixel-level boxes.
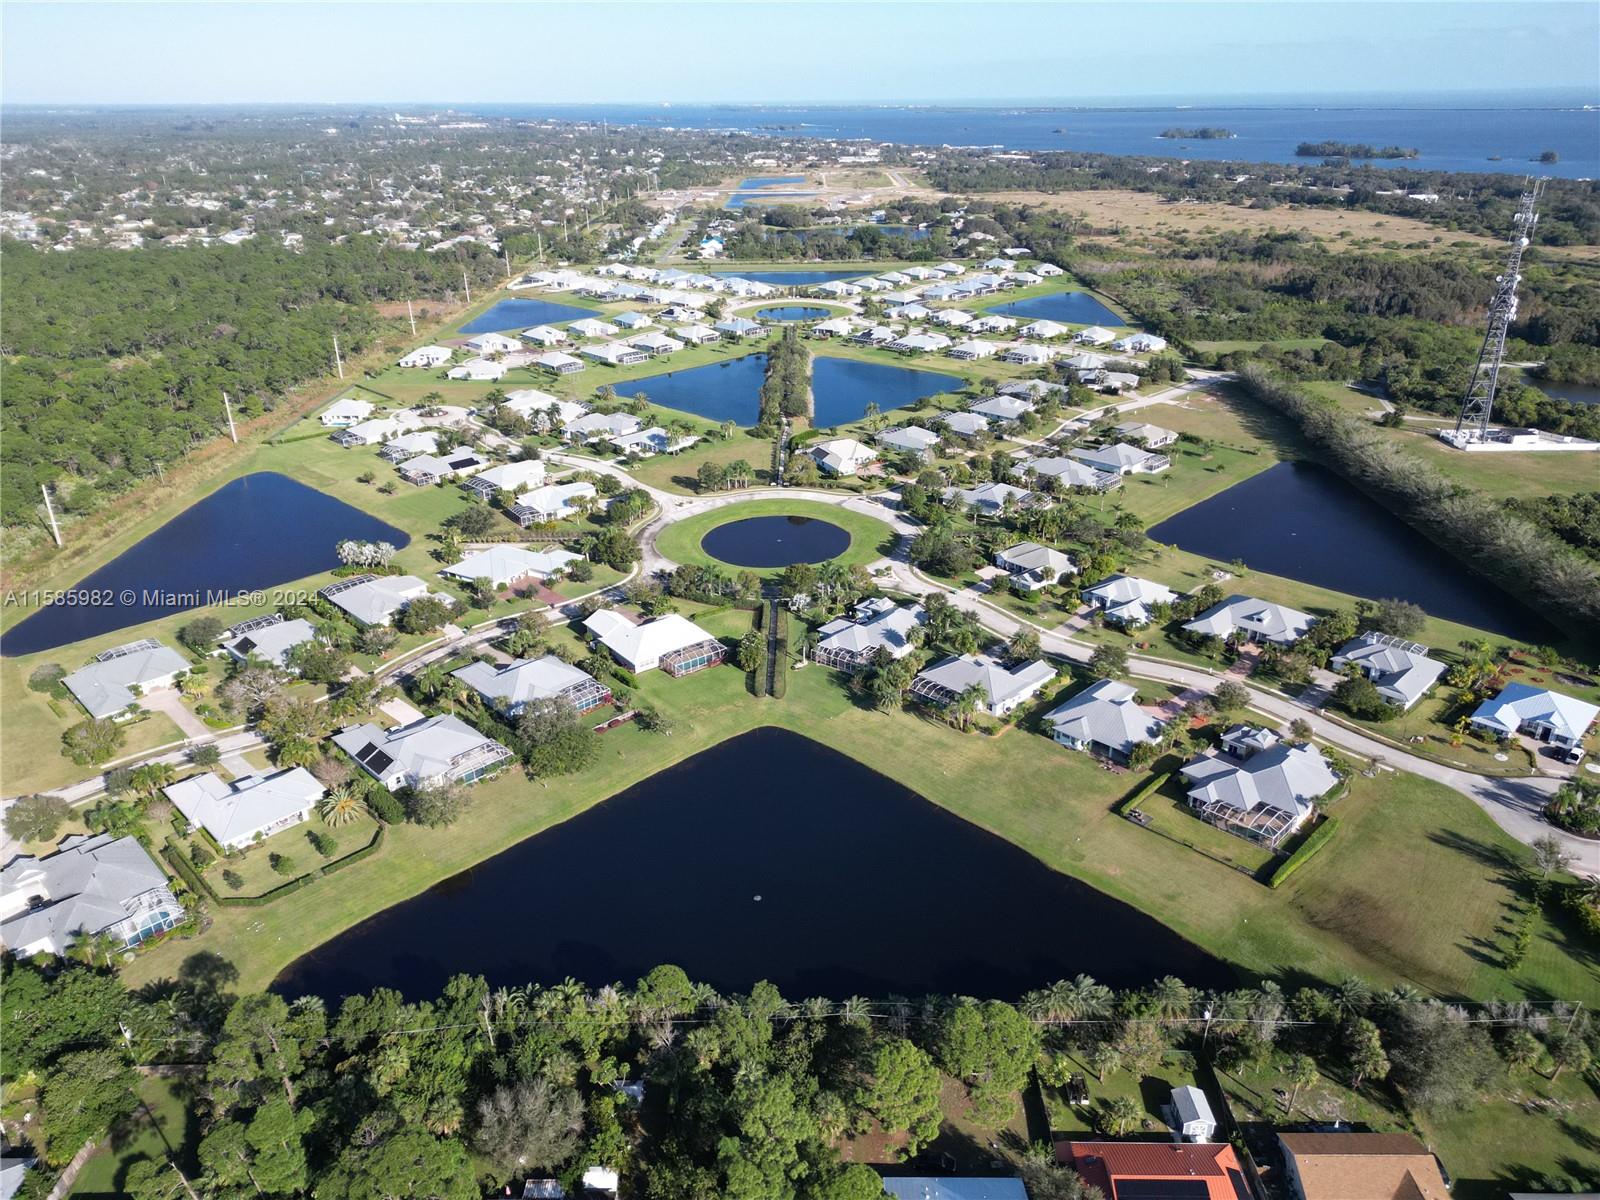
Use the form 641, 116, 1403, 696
758, 328, 812, 433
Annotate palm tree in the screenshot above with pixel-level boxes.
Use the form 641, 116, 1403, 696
69, 927, 120, 968
837, 996, 872, 1028
318, 785, 369, 827
952, 683, 986, 731
1104, 1094, 1143, 1136
414, 664, 447, 701
1285, 1054, 1319, 1114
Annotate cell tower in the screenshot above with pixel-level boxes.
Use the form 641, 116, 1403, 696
1452, 178, 1543, 442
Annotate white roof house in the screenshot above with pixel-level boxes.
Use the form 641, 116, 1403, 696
334, 411, 423, 446
630, 331, 684, 356
222, 617, 319, 670
397, 450, 488, 484
1184, 595, 1315, 646
1020, 319, 1069, 339
452, 653, 612, 717
534, 352, 586, 375
584, 609, 726, 676
1081, 574, 1179, 628
810, 437, 878, 476
911, 653, 1057, 717
583, 341, 649, 366
504, 392, 586, 427
570, 317, 620, 339
1329, 634, 1447, 712
945, 481, 1031, 514
1114, 421, 1178, 448
463, 460, 547, 497
334, 714, 513, 792
1114, 332, 1168, 353
969, 315, 1018, 334
887, 303, 931, 320
465, 332, 522, 355
441, 544, 582, 589
932, 308, 974, 328
812, 598, 926, 672
320, 574, 446, 627
563, 412, 642, 443
1469, 684, 1599, 749
64, 641, 190, 719
994, 542, 1076, 590
398, 345, 453, 368
876, 426, 942, 458
969, 395, 1033, 423
1181, 732, 1338, 847
613, 311, 653, 329
941, 411, 990, 438
1020, 455, 1122, 492
163, 768, 323, 850
521, 325, 568, 346
1075, 326, 1118, 345
1172, 1085, 1217, 1143
379, 430, 441, 461
1069, 442, 1171, 475
446, 357, 507, 381
889, 331, 953, 354
716, 317, 763, 336
999, 344, 1053, 366
511, 481, 597, 525
948, 338, 999, 360
1065, 352, 1110, 371
320, 397, 375, 426
811, 317, 857, 339
1046, 679, 1167, 762
0, 834, 183, 957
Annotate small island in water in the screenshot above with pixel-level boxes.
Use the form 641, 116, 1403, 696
1160, 126, 1236, 139
1297, 140, 1420, 159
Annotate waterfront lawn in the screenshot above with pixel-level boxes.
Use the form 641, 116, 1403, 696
653, 498, 899, 576
1039, 1049, 1201, 1137
626, 432, 779, 495
67, 1074, 198, 1199
1135, 781, 1281, 878
0, 686, 188, 797
197, 813, 384, 898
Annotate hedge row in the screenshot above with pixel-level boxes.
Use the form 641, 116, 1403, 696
164, 826, 385, 907
1115, 772, 1171, 817
771, 607, 790, 700
319, 825, 386, 875
1268, 816, 1341, 889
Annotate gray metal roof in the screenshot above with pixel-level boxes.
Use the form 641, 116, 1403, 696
63, 642, 190, 718
0, 834, 175, 954
1045, 679, 1167, 756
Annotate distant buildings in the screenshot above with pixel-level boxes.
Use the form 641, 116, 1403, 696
221, 616, 318, 671
1069, 442, 1171, 476
440, 544, 582, 589
452, 654, 612, 718
320, 574, 450, 627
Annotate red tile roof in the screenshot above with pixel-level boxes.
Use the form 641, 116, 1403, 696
1057, 1141, 1246, 1200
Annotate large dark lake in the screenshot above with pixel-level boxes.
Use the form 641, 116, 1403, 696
987, 291, 1124, 326
274, 728, 1232, 1002
458, 298, 595, 334
812, 357, 961, 427
1148, 460, 1555, 640
613, 353, 768, 425
701, 515, 851, 568
2, 473, 409, 657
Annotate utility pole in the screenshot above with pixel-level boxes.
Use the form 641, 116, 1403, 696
1453, 177, 1543, 443
536, 231, 543, 263
406, 298, 417, 336
40, 484, 62, 548
332, 334, 345, 380
503, 247, 512, 280
462, 266, 472, 305
221, 391, 238, 443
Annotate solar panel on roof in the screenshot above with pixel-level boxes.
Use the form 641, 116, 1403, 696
233, 637, 257, 654
364, 750, 394, 775
1226, 1170, 1252, 1200
1115, 1183, 1211, 1200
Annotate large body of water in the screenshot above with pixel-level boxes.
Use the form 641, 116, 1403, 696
480, 99, 1600, 179
701, 515, 851, 568
755, 305, 835, 322
2, 473, 409, 657
1148, 460, 1554, 640
274, 729, 1231, 1002
987, 291, 1125, 327
1525, 372, 1600, 407
714, 269, 868, 286
612, 353, 768, 425
812, 357, 960, 427
458, 298, 595, 335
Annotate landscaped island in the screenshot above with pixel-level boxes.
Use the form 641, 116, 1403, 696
1296, 140, 1420, 159
1159, 126, 1236, 139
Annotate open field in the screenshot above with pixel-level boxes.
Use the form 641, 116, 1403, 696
654, 498, 898, 576
120, 656, 1600, 1005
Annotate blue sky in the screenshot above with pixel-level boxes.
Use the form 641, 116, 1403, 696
3, 2, 1596, 106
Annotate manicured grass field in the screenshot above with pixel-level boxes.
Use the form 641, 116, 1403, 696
627, 433, 779, 495
653, 498, 899, 576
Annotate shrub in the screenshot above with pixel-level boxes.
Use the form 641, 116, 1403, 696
309, 830, 338, 858
568, 559, 595, 583
269, 852, 296, 876
1115, 773, 1172, 817
189, 841, 215, 870
3, 794, 72, 844
222, 868, 245, 891
1269, 817, 1340, 888
364, 786, 406, 824
189, 743, 221, 767
27, 663, 66, 694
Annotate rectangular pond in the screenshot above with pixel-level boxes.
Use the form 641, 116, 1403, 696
458, 298, 597, 335
1147, 460, 1556, 641
811, 356, 963, 428
273, 727, 1232, 1002
612, 353, 768, 425
2, 473, 409, 657
985, 290, 1124, 327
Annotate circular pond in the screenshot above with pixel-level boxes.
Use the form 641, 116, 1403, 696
700, 514, 850, 568
753, 305, 834, 322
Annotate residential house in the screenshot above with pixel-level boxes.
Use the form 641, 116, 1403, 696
999, 343, 1052, 366
812, 598, 926, 671
163, 768, 323, 850
1020, 319, 1069, 339
810, 317, 856, 339
446, 358, 506, 382
676, 324, 721, 345
1180, 727, 1338, 847
320, 397, 374, 426
1020, 456, 1122, 492
221, 616, 318, 670
397, 449, 487, 485
1469, 683, 1599, 749
334, 411, 422, 447
1114, 421, 1178, 448
812, 280, 861, 298
940, 411, 989, 438
882, 1180, 1028, 1200
1114, 332, 1169, 353
969, 395, 1034, 423
876, 426, 941, 460
1183, 595, 1315, 646
1279, 1133, 1449, 1200
886, 303, 932, 321
888, 331, 952, 354
1064, 352, 1110, 371
810, 437, 878, 476
999, 379, 1069, 402
1080, 574, 1178, 628
441, 544, 582, 589
612, 311, 652, 330
853, 325, 897, 346
0, 834, 184, 956
947, 338, 998, 360
945, 481, 1031, 515
910, 653, 1057, 717
452, 654, 612, 717
715, 317, 762, 337
1074, 326, 1117, 345
583, 341, 649, 367
1045, 679, 1167, 763
463, 460, 547, 499
1069, 442, 1171, 475
63, 640, 190, 719
521, 325, 568, 346
1329, 634, 1447, 711
510, 481, 597, 525
614, 426, 689, 457
1055, 1140, 1249, 1200
994, 542, 1076, 589
398, 345, 453, 368
569, 318, 620, 339
1036, 263, 1065, 277
534, 352, 586, 375
334, 714, 513, 792
969, 315, 1017, 334
379, 430, 440, 462
320, 574, 448, 627
465, 332, 521, 355
563, 412, 642, 444
584, 609, 726, 676
629, 331, 684, 356
931, 307, 974, 328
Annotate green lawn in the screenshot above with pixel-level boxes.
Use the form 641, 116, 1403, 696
628, 433, 779, 495
68, 1074, 198, 1199
1039, 1049, 1203, 1138
192, 812, 384, 898
653, 498, 899, 577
